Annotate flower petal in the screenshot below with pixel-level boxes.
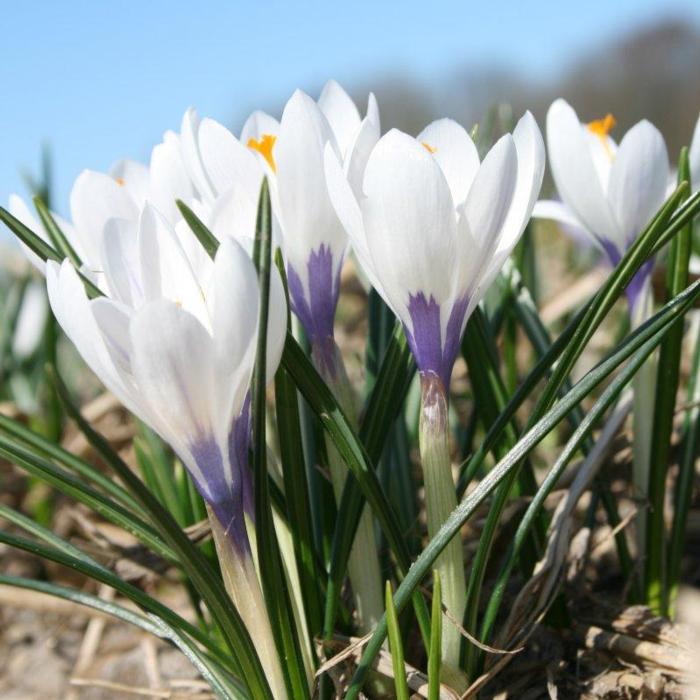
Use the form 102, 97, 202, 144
361, 129, 457, 327
70, 170, 139, 269
130, 300, 221, 497
149, 131, 195, 224
276, 89, 347, 290
318, 80, 362, 158
417, 118, 480, 207
546, 99, 619, 245
607, 120, 669, 246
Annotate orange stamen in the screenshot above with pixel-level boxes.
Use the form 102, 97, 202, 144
247, 134, 277, 172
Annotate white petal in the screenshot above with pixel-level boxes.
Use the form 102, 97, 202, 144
12, 282, 48, 358
207, 187, 258, 253
130, 300, 220, 495
344, 109, 381, 197
318, 80, 362, 158
70, 170, 139, 270
324, 144, 384, 294
197, 118, 262, 199
607, 120, 669, 246
101, 218, 143, 307
462, 134, 517, 255
361, 129, 457, 327
110, 160, 150, 207
276, 90, 347, 283
240, 110, 280, 144
417, 118, 480, 207
210, 239, 259, 431
46, 261, 141, 417
137, 204, 209, 324
180, 108, 215, 201
493, 111, 545, 257
150, 131, 195, 224
546, 99, 619, 245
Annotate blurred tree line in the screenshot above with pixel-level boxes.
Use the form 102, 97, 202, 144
362, 18, 700, 163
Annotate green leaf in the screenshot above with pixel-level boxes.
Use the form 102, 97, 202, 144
385, 581, 409, 700
343, 277, 700, 699
428, 571, 442, 700
0, 412, 139, 512
0, 433, 175, 562
274, 257, 323, 642
177, 199, 220, 259
0, 205, 61, 263
251, 179, 310, 700
0, 575, 247, 700
646, 147, 694, 614
33, 196, 82, 268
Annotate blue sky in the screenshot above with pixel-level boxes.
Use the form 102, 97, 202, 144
2, 0, 699, 215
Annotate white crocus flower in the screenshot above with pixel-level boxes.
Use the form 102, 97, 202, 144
48, 205, 286, 515
47, 206, 288, 697
533, 98, 670, 314
326, 113, 543, 391
12, 281, 49, 360
273, 83, 379, 365
326, 113, 544, 674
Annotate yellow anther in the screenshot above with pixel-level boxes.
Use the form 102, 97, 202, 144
587, 114, 617, 159
247, 134, 277, 172
422, 142, 437, 154
115, 177, 125, 186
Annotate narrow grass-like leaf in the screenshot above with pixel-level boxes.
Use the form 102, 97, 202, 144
0, 205, 101, 298
0, 434, 175, 561
33, 196, 82, 268
668, 312, 700, 611
0, 502, 97, 566
274, 254, 323, 642
0, 529, 230, 665
252, 179, 310, 700
646, 149, 693, 614
0, 205, 61, 263
428, 571, 442, 700
344, 278, 700, 699
385, 581, 410, 700
0, 575, 246, 700
176, 199, 220, 259
0, 413, 139, 512
52, 370, 273, 700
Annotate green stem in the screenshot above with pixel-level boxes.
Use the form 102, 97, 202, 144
419, 373, 467, 689
207, 507, 288, 700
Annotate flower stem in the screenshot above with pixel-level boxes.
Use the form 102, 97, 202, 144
207, 506, 288, 700
312, 338, 384, 632
631, 279, 656, 565
419, 372, 467, 687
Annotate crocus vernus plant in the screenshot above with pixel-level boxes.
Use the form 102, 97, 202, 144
326, 112, 545, 674
533, 98, 671, 556
46, 207, 289, 697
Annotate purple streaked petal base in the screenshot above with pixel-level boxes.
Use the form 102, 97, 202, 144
287, 243, 342, 345
405, 292, 470, 390
189, 435, 250, 556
